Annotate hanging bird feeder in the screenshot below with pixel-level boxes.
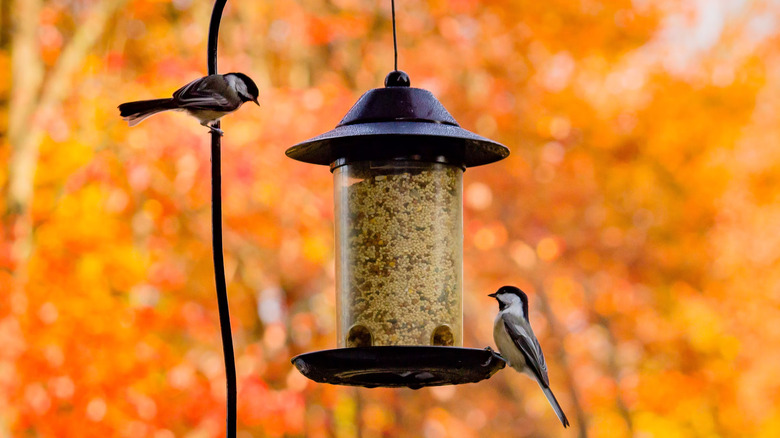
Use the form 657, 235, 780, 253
287, 71, 509, 388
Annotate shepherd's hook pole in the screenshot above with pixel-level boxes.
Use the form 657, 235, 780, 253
207, 1, 237, 437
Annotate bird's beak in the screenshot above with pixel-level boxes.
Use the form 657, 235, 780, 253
487, 293, 497, 298
252, 97, 259, 106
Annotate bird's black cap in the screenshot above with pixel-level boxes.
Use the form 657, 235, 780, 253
494, 286, 528, 301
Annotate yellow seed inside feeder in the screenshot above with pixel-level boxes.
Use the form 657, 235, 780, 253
334, 161, 463, 347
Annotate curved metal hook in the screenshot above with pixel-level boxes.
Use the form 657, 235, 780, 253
208, 0, 227, 76
207, 1, 236, 437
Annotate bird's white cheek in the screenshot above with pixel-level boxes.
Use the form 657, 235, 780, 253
504, 303, 525, 320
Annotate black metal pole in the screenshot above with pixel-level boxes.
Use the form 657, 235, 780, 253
207, 1, 236, 437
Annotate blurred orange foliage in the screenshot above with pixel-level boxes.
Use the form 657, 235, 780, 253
2, 0, 780, 437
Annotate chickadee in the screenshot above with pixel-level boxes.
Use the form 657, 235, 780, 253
489, 285, 570, 428
118, 72, 259, 135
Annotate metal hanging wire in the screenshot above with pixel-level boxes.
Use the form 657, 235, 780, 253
392, 0, 398, 71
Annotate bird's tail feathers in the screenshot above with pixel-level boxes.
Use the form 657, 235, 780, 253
118, 98, 176, 127
540, 384, 570, 428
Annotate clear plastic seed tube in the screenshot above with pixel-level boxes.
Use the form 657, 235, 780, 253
334, 161, 463, 347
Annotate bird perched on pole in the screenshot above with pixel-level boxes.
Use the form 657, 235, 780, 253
489, 285, 570, 428
118, 72, 259, 135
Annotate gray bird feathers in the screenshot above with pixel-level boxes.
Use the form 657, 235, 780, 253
118, 98, 177, 127
490, 285, 570, 428
118, 73, 259, 131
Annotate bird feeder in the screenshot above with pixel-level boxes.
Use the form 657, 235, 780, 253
288, 71, 509, 388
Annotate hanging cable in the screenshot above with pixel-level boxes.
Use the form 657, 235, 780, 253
384, 0, 409, 87
207, 1, 237, 438
391, 0, 398, 71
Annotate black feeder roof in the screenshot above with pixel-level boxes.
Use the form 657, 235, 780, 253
285, 71, 510, 168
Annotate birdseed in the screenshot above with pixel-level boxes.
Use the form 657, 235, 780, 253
335, 162, 463, 347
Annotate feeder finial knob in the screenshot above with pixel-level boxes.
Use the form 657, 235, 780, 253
385, 70, 411, 87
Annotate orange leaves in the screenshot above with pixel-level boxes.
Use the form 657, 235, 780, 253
536, 236, 564, 262
2, 0, 780, 436
636, 371, 706, 415
238, 376, 305, 434
472, 222, 508, 251
307, 14, 370, 46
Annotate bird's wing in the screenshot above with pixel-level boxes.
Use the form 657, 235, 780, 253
502, 313, 550, 387
172, 76, 237, 111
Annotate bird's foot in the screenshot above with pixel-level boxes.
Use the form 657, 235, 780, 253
484, 346, 507, 362
208, 125, 224, 136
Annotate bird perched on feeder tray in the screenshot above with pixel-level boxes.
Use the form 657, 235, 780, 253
118, 73, 259, 135
489, 285, 570, 428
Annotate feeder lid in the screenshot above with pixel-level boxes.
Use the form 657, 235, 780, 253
291, 346, 507, 389
285, 71, 509, 168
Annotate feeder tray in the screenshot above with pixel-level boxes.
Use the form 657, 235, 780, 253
291, 346, 506, 389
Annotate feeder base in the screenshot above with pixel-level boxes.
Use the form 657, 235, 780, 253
291, 346, 506, 389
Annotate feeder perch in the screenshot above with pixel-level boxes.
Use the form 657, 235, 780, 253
287, 71, 509, 388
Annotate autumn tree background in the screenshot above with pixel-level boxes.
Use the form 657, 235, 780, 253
1, 0, 779, 437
